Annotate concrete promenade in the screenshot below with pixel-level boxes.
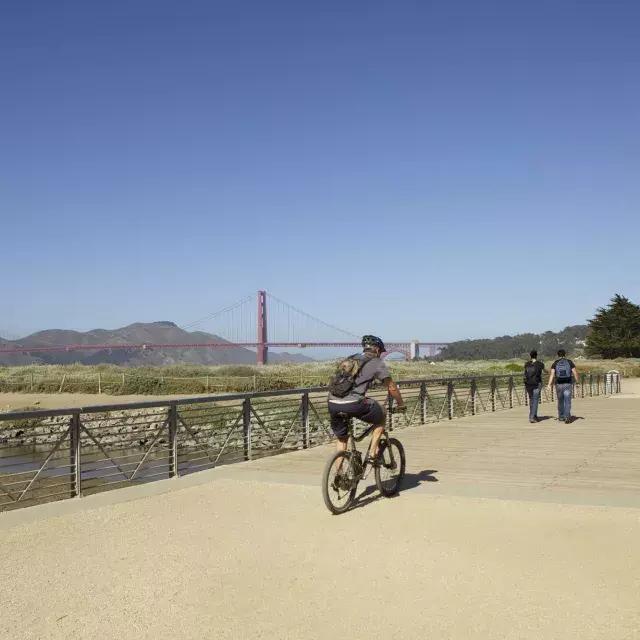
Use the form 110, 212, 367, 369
1, 383, 639, 639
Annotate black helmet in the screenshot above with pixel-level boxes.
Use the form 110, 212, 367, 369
361, 335, 385, 352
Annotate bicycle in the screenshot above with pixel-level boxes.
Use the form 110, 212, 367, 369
321, 408, 406, 515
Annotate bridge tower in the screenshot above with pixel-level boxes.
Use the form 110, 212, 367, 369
257, 290, 268, 365
409, 340, 420, 360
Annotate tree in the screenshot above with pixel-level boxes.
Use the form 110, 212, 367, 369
586, 294, 640, 358
436, 326, 589, 361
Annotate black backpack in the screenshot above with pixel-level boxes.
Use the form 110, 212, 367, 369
524, 361, 539, 386
555, 358, 571, 380
328, 354, 371, 398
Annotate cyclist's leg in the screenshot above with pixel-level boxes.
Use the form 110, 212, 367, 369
357, 398, 386, 458
368, 425, 385, 459
327, 402, 351, 452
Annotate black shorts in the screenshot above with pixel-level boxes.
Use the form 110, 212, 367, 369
327, 398, 385, 440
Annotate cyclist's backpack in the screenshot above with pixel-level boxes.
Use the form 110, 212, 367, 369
524, 361, 539, 386
555, 358, 571, 380
328, 354, 370, 398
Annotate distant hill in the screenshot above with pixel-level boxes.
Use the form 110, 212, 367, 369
0, 322, 312, 366
436, 325, 589, 360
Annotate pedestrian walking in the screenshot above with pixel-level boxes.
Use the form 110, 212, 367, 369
547, 349, 579, 424
523, 349, 544, 423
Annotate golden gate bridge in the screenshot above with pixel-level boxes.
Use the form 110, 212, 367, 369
0, 291, 449, 364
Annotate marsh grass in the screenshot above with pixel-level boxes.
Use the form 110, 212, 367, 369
0, 358, 636, 396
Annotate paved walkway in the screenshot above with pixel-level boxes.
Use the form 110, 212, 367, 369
1, 384, 639, 639
224, 381, 640, 508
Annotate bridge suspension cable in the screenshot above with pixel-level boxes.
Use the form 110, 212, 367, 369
266, 292, 359, 342
182, 291, 361, 346
181, 295, 253, 333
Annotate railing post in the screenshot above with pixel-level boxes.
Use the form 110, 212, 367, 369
447, 381, 454, 420
419, 381, 427, 424
387, 393, 394, 431
508, 376, 514, 409
243, 398, 252, 461
70, 412, 81, 498
551, 383, 555, 402
470, 378, 477, 415
168, 404, 178, 478
301, 392, 310, 449
581, 374, 585, 398
589, 373, 593, 397
617, 373, 621, 394
597, 374, 601, 395
490, 377, 496, 412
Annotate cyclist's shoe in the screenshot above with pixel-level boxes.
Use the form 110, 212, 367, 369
364, 454, 381, 468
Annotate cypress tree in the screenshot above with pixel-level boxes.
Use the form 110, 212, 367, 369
586, 294, 640, 358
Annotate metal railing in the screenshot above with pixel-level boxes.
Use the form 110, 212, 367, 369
0, 372, 621, 512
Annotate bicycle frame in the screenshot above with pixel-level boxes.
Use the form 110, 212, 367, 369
322, 412, 406, 513
344, 421, 394, 482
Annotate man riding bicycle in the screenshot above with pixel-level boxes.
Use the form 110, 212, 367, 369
327, 335, 406, 463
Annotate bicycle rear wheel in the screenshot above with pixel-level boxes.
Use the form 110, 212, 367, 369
375, 437, 406, 497
322, 451, 358, 514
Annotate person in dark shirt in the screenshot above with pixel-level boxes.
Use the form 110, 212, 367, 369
523, 350, 545, 423
547, 348, 579, 424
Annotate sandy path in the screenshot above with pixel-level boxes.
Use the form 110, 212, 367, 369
1, 478, 639, 640
0, 391, 212, 412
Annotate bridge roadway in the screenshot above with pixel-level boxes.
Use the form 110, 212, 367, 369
1, 382, 639, 639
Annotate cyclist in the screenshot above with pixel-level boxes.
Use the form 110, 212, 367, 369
327, 335, 406, 463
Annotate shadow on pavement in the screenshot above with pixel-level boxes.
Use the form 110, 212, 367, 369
351, 469, 439, 511
402, 469, 439, 489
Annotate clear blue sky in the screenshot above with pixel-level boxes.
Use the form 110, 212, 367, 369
1, 1, 639, 342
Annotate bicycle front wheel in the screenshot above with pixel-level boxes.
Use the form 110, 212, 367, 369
322, 451, 358, 515
375, 437, 406, 497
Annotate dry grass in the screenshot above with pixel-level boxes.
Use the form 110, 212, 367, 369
0, 357, 636, 397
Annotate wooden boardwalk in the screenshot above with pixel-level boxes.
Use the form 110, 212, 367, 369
220, 386, 640, 508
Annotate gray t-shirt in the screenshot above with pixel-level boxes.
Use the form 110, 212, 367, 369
329, 354, 391, 403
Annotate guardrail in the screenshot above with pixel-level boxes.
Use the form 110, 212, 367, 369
0, 372, 621, 512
